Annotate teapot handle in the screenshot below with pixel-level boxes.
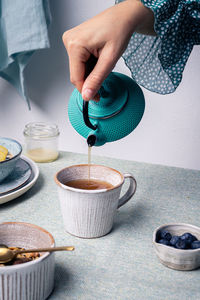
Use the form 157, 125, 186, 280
83, 101, 97, 130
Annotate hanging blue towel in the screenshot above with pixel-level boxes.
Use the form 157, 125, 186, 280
0, 0, 51, 108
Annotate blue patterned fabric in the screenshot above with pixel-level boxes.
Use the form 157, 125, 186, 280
0, 0, 51, 108
116, 0, 200, 94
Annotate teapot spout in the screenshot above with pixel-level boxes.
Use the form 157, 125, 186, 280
87, 134, 97, 147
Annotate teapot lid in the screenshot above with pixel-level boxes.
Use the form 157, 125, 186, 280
76, 72, 128, 118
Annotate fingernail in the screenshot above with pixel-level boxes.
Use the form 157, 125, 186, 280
82, 88, 94, 101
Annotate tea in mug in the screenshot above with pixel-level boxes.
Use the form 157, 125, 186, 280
64, 179, 114, 190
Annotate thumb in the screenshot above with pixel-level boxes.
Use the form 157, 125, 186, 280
82, 44, 116, 101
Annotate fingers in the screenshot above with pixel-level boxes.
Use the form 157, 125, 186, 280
63, 31, 117, 101
63, 31, 90, 94
82, 44, 116, 101
68, 58, 85, 93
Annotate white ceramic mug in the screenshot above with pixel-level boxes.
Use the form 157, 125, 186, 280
55, 164, 137, 238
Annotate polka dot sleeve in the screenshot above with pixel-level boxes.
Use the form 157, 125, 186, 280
116, 0, 200, 94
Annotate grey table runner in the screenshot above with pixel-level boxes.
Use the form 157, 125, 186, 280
1, 151, 200, 300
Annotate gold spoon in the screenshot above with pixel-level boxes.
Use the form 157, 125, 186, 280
0, 246, 75, 264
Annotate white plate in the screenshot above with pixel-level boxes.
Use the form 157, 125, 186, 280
0, 155, 39, 205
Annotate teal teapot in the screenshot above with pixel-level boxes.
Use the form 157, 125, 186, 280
68, 72, 145, 146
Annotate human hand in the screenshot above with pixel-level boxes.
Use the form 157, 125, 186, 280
62, 0, 154, 101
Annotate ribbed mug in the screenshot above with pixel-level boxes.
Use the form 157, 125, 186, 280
55, 164, 137, 238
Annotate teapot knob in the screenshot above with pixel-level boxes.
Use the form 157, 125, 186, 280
99, 86, 109, 98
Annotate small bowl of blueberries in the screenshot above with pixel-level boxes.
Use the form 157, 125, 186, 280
153, 223, 200, 270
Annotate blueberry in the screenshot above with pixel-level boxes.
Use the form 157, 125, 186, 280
158, 239, 170, 246
159, 230, 172, 241
180, 233, 197, 245
175, 239, 188, 249
170, 236, 180, 247
191, 241, 200, 249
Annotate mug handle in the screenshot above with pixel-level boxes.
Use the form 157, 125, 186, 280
117, 173, 137, 209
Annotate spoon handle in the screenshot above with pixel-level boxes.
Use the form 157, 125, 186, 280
14, 246, 75, 255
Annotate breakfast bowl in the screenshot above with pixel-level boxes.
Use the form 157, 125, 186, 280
0, 137, 22, 182
153, 223, 200, 271
0, 222, 55, 300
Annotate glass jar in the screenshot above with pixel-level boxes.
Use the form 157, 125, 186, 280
23, 122, 60, 163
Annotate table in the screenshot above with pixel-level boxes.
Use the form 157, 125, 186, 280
1, 151, 200, 300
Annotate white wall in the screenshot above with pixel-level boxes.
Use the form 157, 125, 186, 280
1, 0, 200, 170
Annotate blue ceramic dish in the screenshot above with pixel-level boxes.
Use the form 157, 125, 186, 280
0, 137, 22, 183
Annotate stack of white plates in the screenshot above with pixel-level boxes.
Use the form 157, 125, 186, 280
0, 155, 39, 205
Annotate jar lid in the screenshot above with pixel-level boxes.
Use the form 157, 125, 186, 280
23, 122, 60, 139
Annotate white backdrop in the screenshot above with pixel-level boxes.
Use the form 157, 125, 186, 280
0, 0, 200, 170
